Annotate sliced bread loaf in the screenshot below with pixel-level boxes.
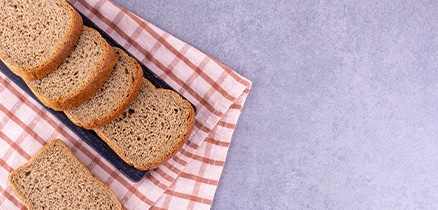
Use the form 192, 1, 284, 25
0, 0, 83, 80
8, 139, 122, 210
64, 47, 143, 129
26, 26, 116, 111
94, 79, 195, 170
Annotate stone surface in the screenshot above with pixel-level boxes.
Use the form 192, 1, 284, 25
114, 0, 438, 209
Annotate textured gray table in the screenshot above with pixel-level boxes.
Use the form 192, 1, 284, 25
113, 0, 438, 209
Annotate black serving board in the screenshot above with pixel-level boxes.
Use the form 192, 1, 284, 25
0, 12, 195, 182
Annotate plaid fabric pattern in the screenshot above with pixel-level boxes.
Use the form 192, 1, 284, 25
0, 0, 251, 209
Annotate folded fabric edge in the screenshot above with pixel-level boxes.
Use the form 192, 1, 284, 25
137, 83, 251, 208
151, 86, 252, 209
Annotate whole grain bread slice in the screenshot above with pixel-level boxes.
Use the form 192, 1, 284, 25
94, 79, 195, 170
8, 139, 122, 210
64, 47, 143, 129
0, 0, 83, 80
26, 26, 116, 111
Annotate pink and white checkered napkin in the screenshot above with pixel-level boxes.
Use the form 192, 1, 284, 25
0, 0, 251, 209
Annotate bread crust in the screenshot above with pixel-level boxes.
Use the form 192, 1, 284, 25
26, 27, 117, 111
64, 48, 144, 129
8, 139, 122, 210
94, 79, 196, 171
2, 1, 84, 81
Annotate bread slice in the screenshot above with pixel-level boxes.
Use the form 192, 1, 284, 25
0, 0, 83, 80
26, 26, 116, 111
64, 47, 143, 129
8, 139, 122, 210
94, 79, 195, 170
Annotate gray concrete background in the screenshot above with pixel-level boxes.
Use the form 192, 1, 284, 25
113, 0, 438, 209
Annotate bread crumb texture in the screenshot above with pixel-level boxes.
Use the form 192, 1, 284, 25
8, 139, 121, 210
65, 48, 143, 128
95, 79, 195, 170
0, 0, 73, 69
28, 27, 106, 99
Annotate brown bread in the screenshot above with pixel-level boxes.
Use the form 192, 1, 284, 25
8, 139, 122, 210
94, 79, 195, 170
64, 47, 143, 129
0, 0, 83, 80
26, 26, 116, 111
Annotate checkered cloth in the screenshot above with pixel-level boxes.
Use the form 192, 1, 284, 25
0, 0, 251, 209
